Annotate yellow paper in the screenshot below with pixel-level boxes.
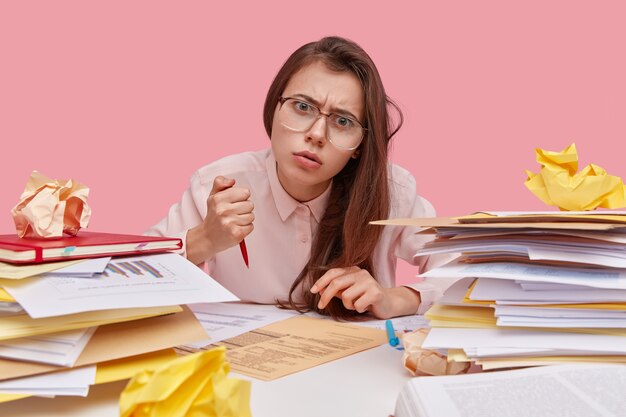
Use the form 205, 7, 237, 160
0, 392, 29, 404
96, 349, 179, 385
0, 305, 181, 341
478, 355, 626, 370
0, 259, 84, 280
0, 350, 178, 404
0, 287, 15, 302
525, 143, 626, 211
427, 304, 626, 336
119, 347, 251, 417
11, 170, 91, 238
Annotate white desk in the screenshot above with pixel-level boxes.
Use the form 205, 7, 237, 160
0, 345, 411, 417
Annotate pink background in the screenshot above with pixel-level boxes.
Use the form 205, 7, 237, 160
2, 2, 625, 281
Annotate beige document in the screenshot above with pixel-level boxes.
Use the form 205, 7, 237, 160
0, 306, 206, 381
0, 259, 83, 280
181, 315, 387, 381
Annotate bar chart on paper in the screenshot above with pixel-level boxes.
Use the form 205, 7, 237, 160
1, 253, 238, 318
104, 259, 165, 278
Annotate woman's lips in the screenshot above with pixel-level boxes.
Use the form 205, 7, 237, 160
293, 151, 322, 169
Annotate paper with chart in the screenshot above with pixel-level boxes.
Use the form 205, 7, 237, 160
1, 253, 238, 318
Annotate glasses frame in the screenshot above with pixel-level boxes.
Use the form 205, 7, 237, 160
278, 96, 367, 150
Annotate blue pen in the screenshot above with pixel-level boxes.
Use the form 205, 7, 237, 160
385, 319, 399, 347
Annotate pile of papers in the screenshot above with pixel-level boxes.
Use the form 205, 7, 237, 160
0, 252, 238, 402
407, 211, 626, 370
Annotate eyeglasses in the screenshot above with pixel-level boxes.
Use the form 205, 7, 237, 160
278, 96, 367, 150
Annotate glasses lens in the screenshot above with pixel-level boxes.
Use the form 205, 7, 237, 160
327, 114, 363, 150
279, 98, 317, 131
279, 98, 364, 150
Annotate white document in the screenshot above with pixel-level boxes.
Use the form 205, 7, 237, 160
437, 278, 474, 306
421, 261, 626, 290
352, 315, 430, 332
2, 253, 239, 318
446, 229, 626, 244
184, 302, 300, 348
184, 302, 429, 349
516, 281, 592, 290
496, 316, 626, 328
46, 257, 111, 277
465, 346, 559, 358
466, 346, 625, 358
471, 278, 626, 302
494, 305, 626, 319
422, 328, 626, 353
395, 363, 626, 417
0, 365, 96, 397
0, 327, 96, 366
418, 240, 626, 268
528, 246, 626, 268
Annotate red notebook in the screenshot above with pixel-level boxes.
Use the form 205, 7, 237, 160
0, 231, 182, 264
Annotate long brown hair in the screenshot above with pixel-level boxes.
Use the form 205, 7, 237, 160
263, 36, 403, 320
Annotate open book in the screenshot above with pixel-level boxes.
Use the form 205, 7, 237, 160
395, 364, 626, 417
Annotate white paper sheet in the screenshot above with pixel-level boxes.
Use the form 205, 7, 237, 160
496, 316, 626, 328
0, 327, 96, 366
2, 253, 238, 318
422, 328, 626, 353
351, 315, 430, 332
184, 302, 300, 348
471, 278, 626, 302
421, 261, 626, 290
396, 363, 626, 417
46, 257, 111, 277
494, 305, 626, 318
516, 281, 592, 291
0, 365, 96, 397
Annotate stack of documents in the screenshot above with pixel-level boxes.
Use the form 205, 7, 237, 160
0, 251, 238, 402
383, 211, 626, 370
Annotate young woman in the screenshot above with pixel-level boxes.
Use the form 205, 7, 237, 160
147, 36, 445, 320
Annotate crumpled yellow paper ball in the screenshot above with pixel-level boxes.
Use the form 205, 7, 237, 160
401, 328, 470, 376
119, 347, 251, 417
10, 170, 91, 238
524, 143, 626, 211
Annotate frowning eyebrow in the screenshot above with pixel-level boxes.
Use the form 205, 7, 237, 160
290, 93, 362, 123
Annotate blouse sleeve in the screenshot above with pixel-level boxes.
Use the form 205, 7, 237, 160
144, 170, 211, 259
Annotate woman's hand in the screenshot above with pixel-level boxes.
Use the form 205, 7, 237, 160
186, 176, 254, 265
310, 266, 421, 319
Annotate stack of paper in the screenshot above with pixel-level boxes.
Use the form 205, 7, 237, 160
378, 211, 626, 370
0, 252, 239, 402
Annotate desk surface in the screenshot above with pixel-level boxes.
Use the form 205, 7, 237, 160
0, 345, 411, 417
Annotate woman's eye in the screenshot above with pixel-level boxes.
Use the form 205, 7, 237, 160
334, 116, 354, 129
294, 101, 311, 112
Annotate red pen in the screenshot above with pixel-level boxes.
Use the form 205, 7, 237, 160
220, 177, 250, 268
239, 239, 249, 268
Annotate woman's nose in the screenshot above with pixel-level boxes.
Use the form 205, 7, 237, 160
305, 116, 328, 145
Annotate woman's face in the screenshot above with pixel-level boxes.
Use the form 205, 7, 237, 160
270, 60, 365, 202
